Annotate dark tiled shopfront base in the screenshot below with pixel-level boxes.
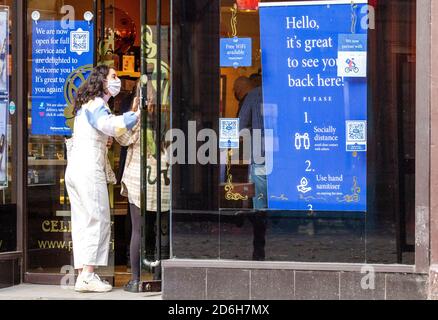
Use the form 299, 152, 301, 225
0, 259, 20, 289
162, 262, 428, 300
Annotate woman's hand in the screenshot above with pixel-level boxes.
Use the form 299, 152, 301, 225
132, 96, 140, 112
135, 108, 141, 119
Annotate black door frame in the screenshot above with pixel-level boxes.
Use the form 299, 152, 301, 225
0, 0, 26, 288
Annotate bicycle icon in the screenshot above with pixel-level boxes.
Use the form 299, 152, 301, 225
345, 58, 359, 74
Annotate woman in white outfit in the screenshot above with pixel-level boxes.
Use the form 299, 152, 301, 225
65, 65, 140, 293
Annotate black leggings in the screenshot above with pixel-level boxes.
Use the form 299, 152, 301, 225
129, 204, 170, 281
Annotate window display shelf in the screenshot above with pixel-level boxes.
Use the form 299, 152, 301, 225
117, 71, 140, 78
28, 159, 67, 166
27, 183, 56, 188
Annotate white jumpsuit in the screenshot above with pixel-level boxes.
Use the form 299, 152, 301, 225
65, 97, 138, 269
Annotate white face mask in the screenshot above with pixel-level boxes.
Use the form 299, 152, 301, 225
107, 78, 121, 97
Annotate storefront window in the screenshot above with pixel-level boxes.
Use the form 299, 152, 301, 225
21, 0, 417, 283
171, 0, 416, 264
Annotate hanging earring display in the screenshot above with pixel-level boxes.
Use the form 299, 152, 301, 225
224, 149, 248, 201
351, 1, 358, 34
220, 3, 252, 201
219, 118, 245, 201
229, 3, 238, 38
220, 3, 252, 68
337, 2, 368, 78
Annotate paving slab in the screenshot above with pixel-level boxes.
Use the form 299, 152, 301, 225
0, 284, 162, 300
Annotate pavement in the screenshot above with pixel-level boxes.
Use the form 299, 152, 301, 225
0, 284, 162, 300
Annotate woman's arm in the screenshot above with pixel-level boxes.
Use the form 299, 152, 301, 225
85, 99, 139, 137
114, 130, 133, 147
115, 122, 140, 146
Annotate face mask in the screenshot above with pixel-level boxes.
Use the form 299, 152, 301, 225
107, 78, 122, 97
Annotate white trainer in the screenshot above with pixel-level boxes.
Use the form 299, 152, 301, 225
75, 273, 113, 293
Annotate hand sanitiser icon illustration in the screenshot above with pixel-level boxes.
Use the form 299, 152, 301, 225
297, 177, 312, 194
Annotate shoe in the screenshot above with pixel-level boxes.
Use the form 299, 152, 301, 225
123, 279, 141, 293
75, 273, 112, 293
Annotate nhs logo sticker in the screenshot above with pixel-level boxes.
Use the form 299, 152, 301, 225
70, 28, 89, 55
337, 34, 367, 78
219, 118, 239, 149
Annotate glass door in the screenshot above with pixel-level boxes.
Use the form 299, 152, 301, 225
25, 0, 116, 283
92, 0, 170, 289
99, 0, 149, 288
139, 0, 171, 286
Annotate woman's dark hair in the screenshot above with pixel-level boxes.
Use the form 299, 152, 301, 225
73, 65, 114, 115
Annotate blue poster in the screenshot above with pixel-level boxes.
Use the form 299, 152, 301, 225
220, 37, 252, 68
31, 21, 94, 136
259, 1, 368, 212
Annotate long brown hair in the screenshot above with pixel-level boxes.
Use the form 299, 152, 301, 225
73, 65, 114, 115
